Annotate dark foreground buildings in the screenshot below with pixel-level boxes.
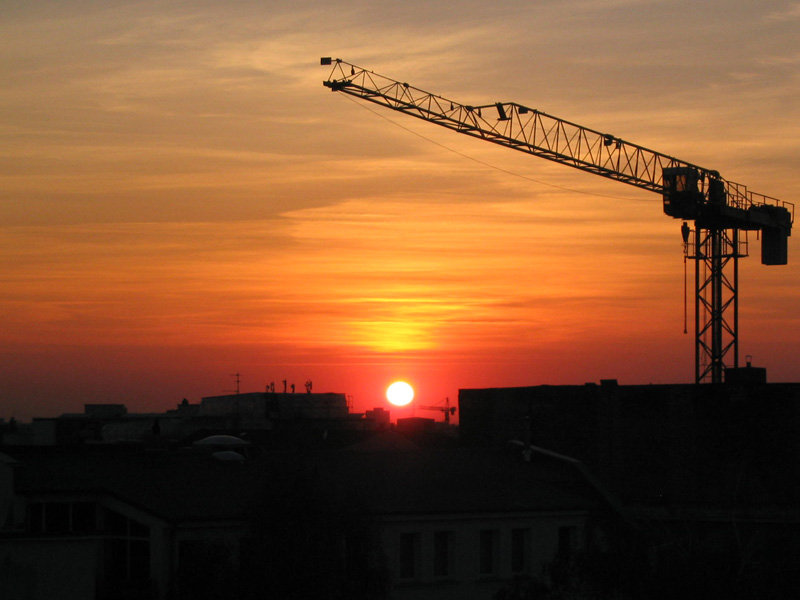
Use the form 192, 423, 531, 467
460, 375, 800, 598
2, 375, 799, 599
0, 390, 623, 600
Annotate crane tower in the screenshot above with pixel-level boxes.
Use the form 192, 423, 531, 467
419, 397, 457, 424
321, 58, 793, 384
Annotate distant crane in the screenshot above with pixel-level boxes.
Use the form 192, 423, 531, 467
419, 397, 456, 424
321, 58, 793, 384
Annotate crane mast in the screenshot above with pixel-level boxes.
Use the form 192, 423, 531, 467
321, 58, 793, 384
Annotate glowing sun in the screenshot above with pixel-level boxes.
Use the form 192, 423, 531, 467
386, 381, 415, 406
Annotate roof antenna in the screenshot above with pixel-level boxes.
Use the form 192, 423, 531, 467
227, 372, 241, 395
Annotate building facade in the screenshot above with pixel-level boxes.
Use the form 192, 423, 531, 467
458, 378, 800, 597
0, 429, 603, 600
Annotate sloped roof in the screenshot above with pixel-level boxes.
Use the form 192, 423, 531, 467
316, 442, 590, 515
7, 437, 592, 525
10, 447, 266, 523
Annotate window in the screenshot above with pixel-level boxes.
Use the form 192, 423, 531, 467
44, 502, 70, 533
399, 532, 420, 579
558, 526, 577, 557
511, 527, 530, 573
104, 509, 150, 585
105, 509, 128, 535
433, 530, 454, 577
344, 531, 366, 580
27, 502, 96, 535
72, 502, 96, 534
479, 529, 498, 575
28, 503, 44, 533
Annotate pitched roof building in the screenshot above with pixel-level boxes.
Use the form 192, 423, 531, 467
0, 430, 621, 600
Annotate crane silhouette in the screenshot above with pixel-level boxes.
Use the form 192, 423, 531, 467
322, 58, 793, 383
418, 397, 456, 424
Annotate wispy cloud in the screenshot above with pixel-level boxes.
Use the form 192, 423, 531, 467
764, 2, 800, 21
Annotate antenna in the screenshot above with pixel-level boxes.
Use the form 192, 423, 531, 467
226, 372, 241, 395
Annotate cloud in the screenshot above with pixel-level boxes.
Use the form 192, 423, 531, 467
764, 2, 800, 21
1, 0, 799, 417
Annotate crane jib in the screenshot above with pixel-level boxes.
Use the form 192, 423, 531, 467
327, 79, 666, 194
322, 62, 790, 212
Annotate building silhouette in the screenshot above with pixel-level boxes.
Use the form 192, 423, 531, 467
459, 375, 800, 598
0, 389, 628, 600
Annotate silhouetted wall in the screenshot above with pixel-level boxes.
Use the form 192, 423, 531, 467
459, 381, 800, 508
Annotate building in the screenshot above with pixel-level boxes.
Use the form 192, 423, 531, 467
314, 432, 600, 600
0, 428, 621, 600
198, 391, 353, 425
0, 443, 257, 600
459, 378, 800, 597
0, 391, 386, 447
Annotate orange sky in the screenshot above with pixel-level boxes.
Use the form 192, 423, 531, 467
2, 1, 799, 421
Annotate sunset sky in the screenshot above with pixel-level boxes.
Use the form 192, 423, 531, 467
2, 0, 799, 421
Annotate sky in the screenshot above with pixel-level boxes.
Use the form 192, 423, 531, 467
2, 0, 799, 421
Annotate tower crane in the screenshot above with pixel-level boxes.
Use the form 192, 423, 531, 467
321, 58, 793, 384
418, 397, 457, 424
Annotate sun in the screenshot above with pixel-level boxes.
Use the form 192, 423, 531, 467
386, 381, 415, 406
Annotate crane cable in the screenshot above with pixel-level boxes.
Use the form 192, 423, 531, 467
341, 93, 647, 203
681, 222, 692, 335
684, 253, 688, 334
342, 92, 693, 337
